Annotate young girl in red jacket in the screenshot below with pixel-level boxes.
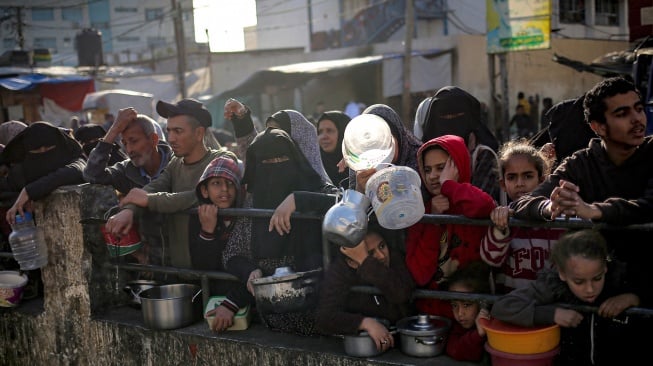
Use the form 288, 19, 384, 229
405, 135, 495, 318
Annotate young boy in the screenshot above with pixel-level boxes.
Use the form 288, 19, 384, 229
189, 156, 251, 333
511, 77, 653, 362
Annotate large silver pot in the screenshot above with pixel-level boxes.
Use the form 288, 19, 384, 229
396, 314, 451, 358
251, 267, 322, 314
138, 284, 202, 330
322, 189, 370, 247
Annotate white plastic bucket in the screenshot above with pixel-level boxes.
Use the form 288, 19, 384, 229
365, 165, 424, 229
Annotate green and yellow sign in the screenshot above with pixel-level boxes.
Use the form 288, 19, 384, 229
487, 0, 551, 54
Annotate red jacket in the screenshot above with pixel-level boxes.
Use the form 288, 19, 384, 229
405, 135, 496, 317
446, 321, 486, 362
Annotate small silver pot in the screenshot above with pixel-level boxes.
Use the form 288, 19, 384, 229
251, 267, 322, 314
396, 314, 451, 358
138, 284, 202, 330
343, 323, 396, 358
343, 331, 383, 357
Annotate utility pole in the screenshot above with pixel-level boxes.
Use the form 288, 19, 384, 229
172, 0, 187, 98
205, 28, 213, 94
401, 0, 414, 127
15, 7, 24, 50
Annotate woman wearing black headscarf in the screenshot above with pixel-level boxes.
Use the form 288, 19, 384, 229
223, 127, 334, 335
317, 111, 350, 188
3, 122, 86, 225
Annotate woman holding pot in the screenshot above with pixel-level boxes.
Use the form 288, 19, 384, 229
315, 225, 415, 352
222, 126, 336, 335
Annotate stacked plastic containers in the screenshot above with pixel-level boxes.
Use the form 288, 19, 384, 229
8, 212, 48, 270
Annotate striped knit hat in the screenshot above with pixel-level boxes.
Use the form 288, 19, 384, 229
195, 156, 242, 203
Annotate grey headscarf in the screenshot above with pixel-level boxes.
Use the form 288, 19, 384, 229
0, 121, 28, 146
268, 109, 333, 185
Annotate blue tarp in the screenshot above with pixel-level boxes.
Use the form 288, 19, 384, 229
0, 73, 92, 91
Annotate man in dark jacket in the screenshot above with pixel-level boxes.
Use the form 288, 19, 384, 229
511, 77, 653, 363
84, 107, 172, 265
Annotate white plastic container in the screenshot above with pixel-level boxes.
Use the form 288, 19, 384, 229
8, 212, 48, 271
365, 165, 424, 229
342, 114, 395, 171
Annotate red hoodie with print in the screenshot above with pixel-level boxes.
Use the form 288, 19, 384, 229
405, 135, 495, 317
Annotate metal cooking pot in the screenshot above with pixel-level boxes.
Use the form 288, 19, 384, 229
138, 284, 202, 330
322, 189, 370, 248
123, 280, 160, 308
396, 314, 451, 358
343, 321, 396, 358
343, 331, 384, 357
251, 267, 322, 314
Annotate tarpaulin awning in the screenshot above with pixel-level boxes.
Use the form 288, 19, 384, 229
0, 73, 95, 112
217, 49, 451, 99
0, 73, 92, 91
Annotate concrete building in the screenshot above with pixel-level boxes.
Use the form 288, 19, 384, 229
0, 0, 198, 67
205, 0, 647, 134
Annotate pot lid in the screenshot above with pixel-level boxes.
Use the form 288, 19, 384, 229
252, 268, 322, 285
396, 315, 451, 336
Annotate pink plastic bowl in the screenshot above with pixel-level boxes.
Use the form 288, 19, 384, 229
0, 271, 28, 307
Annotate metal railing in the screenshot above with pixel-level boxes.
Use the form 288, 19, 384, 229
2, 204, 652, 317
101, 207, 653, 318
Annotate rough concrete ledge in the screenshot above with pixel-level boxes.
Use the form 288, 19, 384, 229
0, 184, 478, 366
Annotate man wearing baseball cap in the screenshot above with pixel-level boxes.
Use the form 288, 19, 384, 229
105, 98, 238, 270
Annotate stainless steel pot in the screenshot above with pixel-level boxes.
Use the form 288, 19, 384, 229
396, 314, 451, 358
138, 284, 202, 330
251, 267, 322, 314
343, 322, 396, 358
123, 280, 160, 308
343, 331, 383, 357
322, 189, 370, 247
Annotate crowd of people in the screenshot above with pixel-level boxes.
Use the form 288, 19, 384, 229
0, 76, 651, 364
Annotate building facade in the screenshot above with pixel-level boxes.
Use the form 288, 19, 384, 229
0, 0, 197, 67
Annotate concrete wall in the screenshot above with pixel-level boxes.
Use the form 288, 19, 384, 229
0, 184, 475, 366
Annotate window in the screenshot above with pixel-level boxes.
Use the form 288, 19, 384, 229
116, 36, 140, 42
34, 37, 57, 52
62, 6, 83, 22
3, 38, 15, 49
31, 7, 54, 21
559, 0, 584, 24
595, 0, 619, 26
147, 36, 166, 48
115, 7, 138, 13
145, 8, 164, 21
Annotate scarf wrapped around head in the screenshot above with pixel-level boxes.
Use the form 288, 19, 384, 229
0, 121, 27, 146
419, 86, 499, 151
1, 121, 84, 183
317, 111, 350, 187
243, 127, 323, 209
268, 109, 333, 186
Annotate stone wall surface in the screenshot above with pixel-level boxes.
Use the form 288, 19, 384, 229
0, 184, 476, 366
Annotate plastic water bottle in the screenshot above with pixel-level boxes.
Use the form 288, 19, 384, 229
8, 212, 48, 270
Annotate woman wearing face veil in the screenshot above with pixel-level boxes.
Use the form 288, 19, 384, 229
223, 127, 333, 335
3, 122, 87, 224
